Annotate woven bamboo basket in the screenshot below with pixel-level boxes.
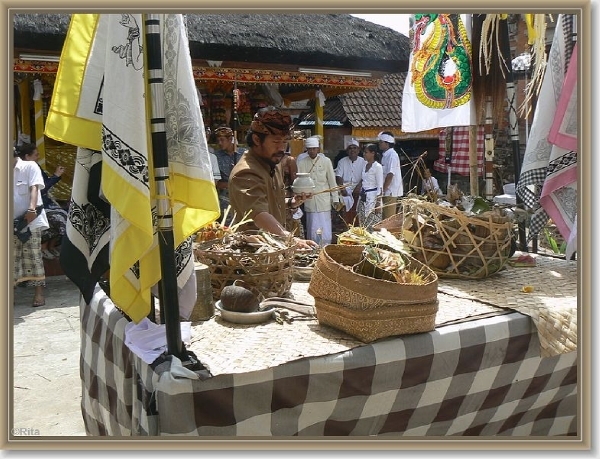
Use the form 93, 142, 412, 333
401, 198, 514, 279
308, 244, 438, 342
194, 231, 296, 301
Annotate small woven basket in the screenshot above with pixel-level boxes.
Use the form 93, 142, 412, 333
401, 198, 514, 279
194, 231, 296, 300
308, 244, 438, 342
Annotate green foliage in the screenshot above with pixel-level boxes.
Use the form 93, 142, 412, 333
543, 228, 566, 254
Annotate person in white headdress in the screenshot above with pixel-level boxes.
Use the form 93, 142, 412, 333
377, 131, 403, 219
334, 138, 366, 225
296, 136, 342, 245
296, 135, 321, 162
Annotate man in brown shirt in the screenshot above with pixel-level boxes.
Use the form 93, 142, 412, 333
229, 106, 317, 250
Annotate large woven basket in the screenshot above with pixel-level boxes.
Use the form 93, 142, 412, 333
401, 198, 514, 279
194, 231, 296, 300
308, 244, 438, 342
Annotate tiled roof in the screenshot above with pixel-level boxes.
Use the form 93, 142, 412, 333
298, 98, 348, 124
339, 72, 406, 128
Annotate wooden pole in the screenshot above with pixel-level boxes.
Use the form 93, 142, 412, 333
468, 124, 478, 196
233, 76, 239, 150
315, 89, 324, 147
500, 18, 528, 251
445, 127, 453, 193
484, 96, 495, 199
33, 79, 46, 169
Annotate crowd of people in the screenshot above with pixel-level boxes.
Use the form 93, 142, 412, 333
227, 107, 417, 246
14, 106, 436, 307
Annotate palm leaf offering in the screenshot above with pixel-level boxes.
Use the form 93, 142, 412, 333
195, 206, 253, 243
353, 245, 428, 285
338, 227, 410, 256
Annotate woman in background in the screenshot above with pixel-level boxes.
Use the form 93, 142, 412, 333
13, 143, 49, 306
356, 143, 384, 230
21, 144, 68, 259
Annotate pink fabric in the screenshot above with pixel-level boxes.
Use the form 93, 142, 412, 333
539, 41, 578, 243
433, 126, 484, 177
548, 43, 578, 152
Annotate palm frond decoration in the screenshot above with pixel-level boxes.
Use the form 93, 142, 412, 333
520, 14, 551, 118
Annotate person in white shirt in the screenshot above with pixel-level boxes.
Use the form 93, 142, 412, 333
296, 135, 320, 163
334, 138, 366, 225
356, 143, 384, 229
377, 131, 403, 220
13, 143, 50, 307
208, 152, 222, 185
297, 136, 341, 245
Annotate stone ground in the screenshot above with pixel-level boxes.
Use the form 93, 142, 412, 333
12, 275, 86, 437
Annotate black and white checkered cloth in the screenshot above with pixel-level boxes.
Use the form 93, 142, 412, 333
81, 285, 577, 437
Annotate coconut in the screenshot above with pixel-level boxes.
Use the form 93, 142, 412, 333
219, 284, 260, 313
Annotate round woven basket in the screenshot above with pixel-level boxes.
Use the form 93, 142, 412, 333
194, 231, 296, 300
308, 244, 438, 342
401, 198, 514, 279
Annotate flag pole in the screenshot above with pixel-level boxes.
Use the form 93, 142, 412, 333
445, 127, 453, 194
233, 75, 239, 150
484, 96, 495, 199
143, 14, 185, 360
468, 124, 478, 196
499, 18, 528, 252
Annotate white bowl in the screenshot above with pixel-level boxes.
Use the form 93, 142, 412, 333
215, 300, 274, 324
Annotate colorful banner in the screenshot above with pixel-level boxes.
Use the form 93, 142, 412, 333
45, 13, 219, 322
402, 14, 475, 133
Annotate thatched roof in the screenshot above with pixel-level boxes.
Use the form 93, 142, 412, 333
13, 13, 410, 73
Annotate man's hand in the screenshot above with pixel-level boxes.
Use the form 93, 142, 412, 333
291, 192, 312, 208
24, 211, 37, 224
293, 237, 319, 250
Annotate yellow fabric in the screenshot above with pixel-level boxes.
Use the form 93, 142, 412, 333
525, 14, 537, 45
315, 90, 324, 143
44, 13, 219, 322
45, 14, 102, 151
18, 79, 31, 139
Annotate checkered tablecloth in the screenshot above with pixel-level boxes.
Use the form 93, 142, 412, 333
80, 285, 577, 437
433, 126, 485, 177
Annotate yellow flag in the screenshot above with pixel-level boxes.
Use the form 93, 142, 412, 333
45, 14, 219, 322
45, 14, 103, 150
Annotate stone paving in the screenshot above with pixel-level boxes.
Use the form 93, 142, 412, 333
12, 275, 86, 437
